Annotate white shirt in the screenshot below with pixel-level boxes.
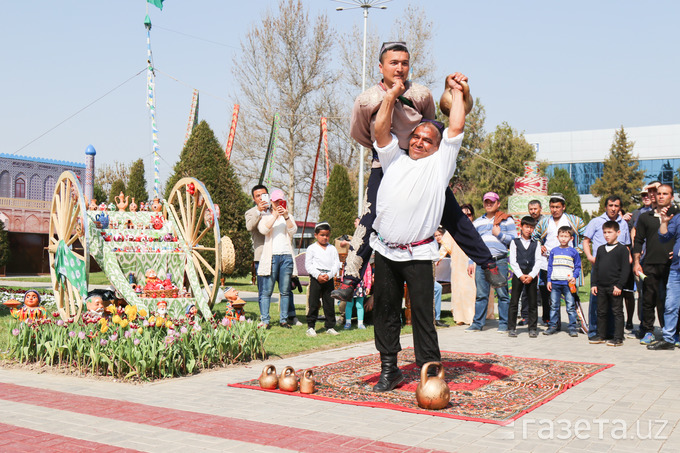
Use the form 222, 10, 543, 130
270, 216, 290, 254
369, 130, 464, 262
541, 215, 573, 270
509, 237, 543, 279
305, 242, 341, 279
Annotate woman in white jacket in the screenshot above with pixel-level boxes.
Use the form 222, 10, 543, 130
257, 189, 298, 328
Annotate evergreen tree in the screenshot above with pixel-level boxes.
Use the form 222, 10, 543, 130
548, 168, 584, 219
319, 165, 357, 238
127, 158, 149, 204
0, 219, 10, 269
93, 183, 107, 204
109, 179, 126, 205
165, 120, 252, 277
590, 126, 645, 213
457, 122, 535, 213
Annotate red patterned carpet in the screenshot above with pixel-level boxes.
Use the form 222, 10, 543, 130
231, 348, 612, 425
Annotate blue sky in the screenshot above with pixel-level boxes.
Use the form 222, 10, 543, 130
1, 0, 678, 186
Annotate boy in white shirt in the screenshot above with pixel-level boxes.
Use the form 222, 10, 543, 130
305, 222, 341, 337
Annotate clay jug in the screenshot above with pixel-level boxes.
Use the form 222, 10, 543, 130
278, 366, 299, 392
115, 191, 129, 211
129, 198, 138, 212
299, 369, 315, 394
258, 364, 279, 390
415, 362, 450, 410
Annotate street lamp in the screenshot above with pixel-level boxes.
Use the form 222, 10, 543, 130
334, 0, 390, 216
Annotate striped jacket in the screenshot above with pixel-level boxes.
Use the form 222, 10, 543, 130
532, 213, 587, 253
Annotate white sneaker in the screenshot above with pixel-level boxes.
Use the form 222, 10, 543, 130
358, 323, 366, 330
291, 317, 303, 326
306, 328, 317, 337
326, 328, 340, 336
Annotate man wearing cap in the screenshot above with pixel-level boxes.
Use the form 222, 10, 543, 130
368, 71, 467, 392
331, 41, 505, 303
466, 192, 517, 332
532, 193, 587, 328
583, 195, 632, 339
634, 184, 677, 345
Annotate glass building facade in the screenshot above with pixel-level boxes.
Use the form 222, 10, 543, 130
546, 158, 680, 195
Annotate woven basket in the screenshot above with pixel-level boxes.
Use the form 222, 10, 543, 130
221, 235, 236, 274
143, 288, 178, 298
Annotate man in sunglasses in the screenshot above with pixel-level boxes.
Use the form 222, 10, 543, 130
332, 41, 505, 303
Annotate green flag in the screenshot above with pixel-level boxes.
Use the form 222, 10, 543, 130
147, 0, 164, 10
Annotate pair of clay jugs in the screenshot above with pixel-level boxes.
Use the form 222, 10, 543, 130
415, 362, 450, 410
258, 365, 315, 394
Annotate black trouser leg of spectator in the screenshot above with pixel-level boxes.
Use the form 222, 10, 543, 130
343, 166, 383, 283
526, 278, 538, 329
624, 291, 635, 325
508, 276, 523, 331
539, 270, 550, 323
319, 280, 336, 329
307, 278, 323, 328
641, 263, 668, 333
520, 287, 529, 319
440, 188, 493, 266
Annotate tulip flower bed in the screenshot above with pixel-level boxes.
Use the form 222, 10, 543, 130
5, 305, 268, 380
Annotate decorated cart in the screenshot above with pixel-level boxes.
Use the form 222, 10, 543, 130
48, 172, 235, 321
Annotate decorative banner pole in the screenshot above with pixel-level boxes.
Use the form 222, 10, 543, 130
183, 89, 200, 147
145, 14, 161, 198
258, 113, 280, 186
225, 104, 240, 162
321, 118, 330, 185
299, 118, 326, 249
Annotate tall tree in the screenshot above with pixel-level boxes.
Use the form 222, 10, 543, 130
127, 158, 149, 204
165, 120, 253, 277
456, 122, 535, 213
230, 0, 335, 216
590, 126, 645, 213
93, 182, 107, 205
109, 179, 126, 206
318, 165, 357, 239
548, 168, 584, 219
96, 161, 130, 197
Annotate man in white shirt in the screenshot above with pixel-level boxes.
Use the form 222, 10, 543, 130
370, 72, 467, 392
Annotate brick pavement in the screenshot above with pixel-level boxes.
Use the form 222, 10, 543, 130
1, 299, 680, 452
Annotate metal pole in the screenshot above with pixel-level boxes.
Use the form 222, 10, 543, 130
358, 6, 369, 216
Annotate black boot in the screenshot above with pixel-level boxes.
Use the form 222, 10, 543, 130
331, 279, 357, 302
373, 353, 404, 392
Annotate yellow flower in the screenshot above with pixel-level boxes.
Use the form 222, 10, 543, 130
99, 318, 107, 326
165, 320, 174, 329
155, 317, 164, 328
112, 315, 122, 324
139, 309, 148, 318
137, 327, 143, 335
101, 323, 109, 334
125, 305, 138, 321
148, 316, 156, 325
107, 305, 116, 314
119, 319, 129, 329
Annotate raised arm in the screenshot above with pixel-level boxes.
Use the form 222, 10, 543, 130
444, 73, 467, 138
374, 80, 406, 148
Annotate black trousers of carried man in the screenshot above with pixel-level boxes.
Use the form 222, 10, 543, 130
373, 252, 440, 367
344, 165, 493, 284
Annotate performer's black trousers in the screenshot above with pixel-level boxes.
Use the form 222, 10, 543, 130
509, 275, 538, 330
373, 253, 440, 367
345, 165, 493, 282
640, 262, 670, 334
307, 277, 336, 330
596, 286, 624, 342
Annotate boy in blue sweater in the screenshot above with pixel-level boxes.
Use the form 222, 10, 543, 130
545, 226, 581, 336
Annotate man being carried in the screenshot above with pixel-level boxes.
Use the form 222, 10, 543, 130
370, 73, 467, 392
331, 42, 504, 302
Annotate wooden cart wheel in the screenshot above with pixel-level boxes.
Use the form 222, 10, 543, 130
167, 177, 221, 308
48, 171, 89, 321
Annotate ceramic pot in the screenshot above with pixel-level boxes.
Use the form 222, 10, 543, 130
278, 366, 299, 392
299, 369, 315, 394
258, 364, 278, 390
